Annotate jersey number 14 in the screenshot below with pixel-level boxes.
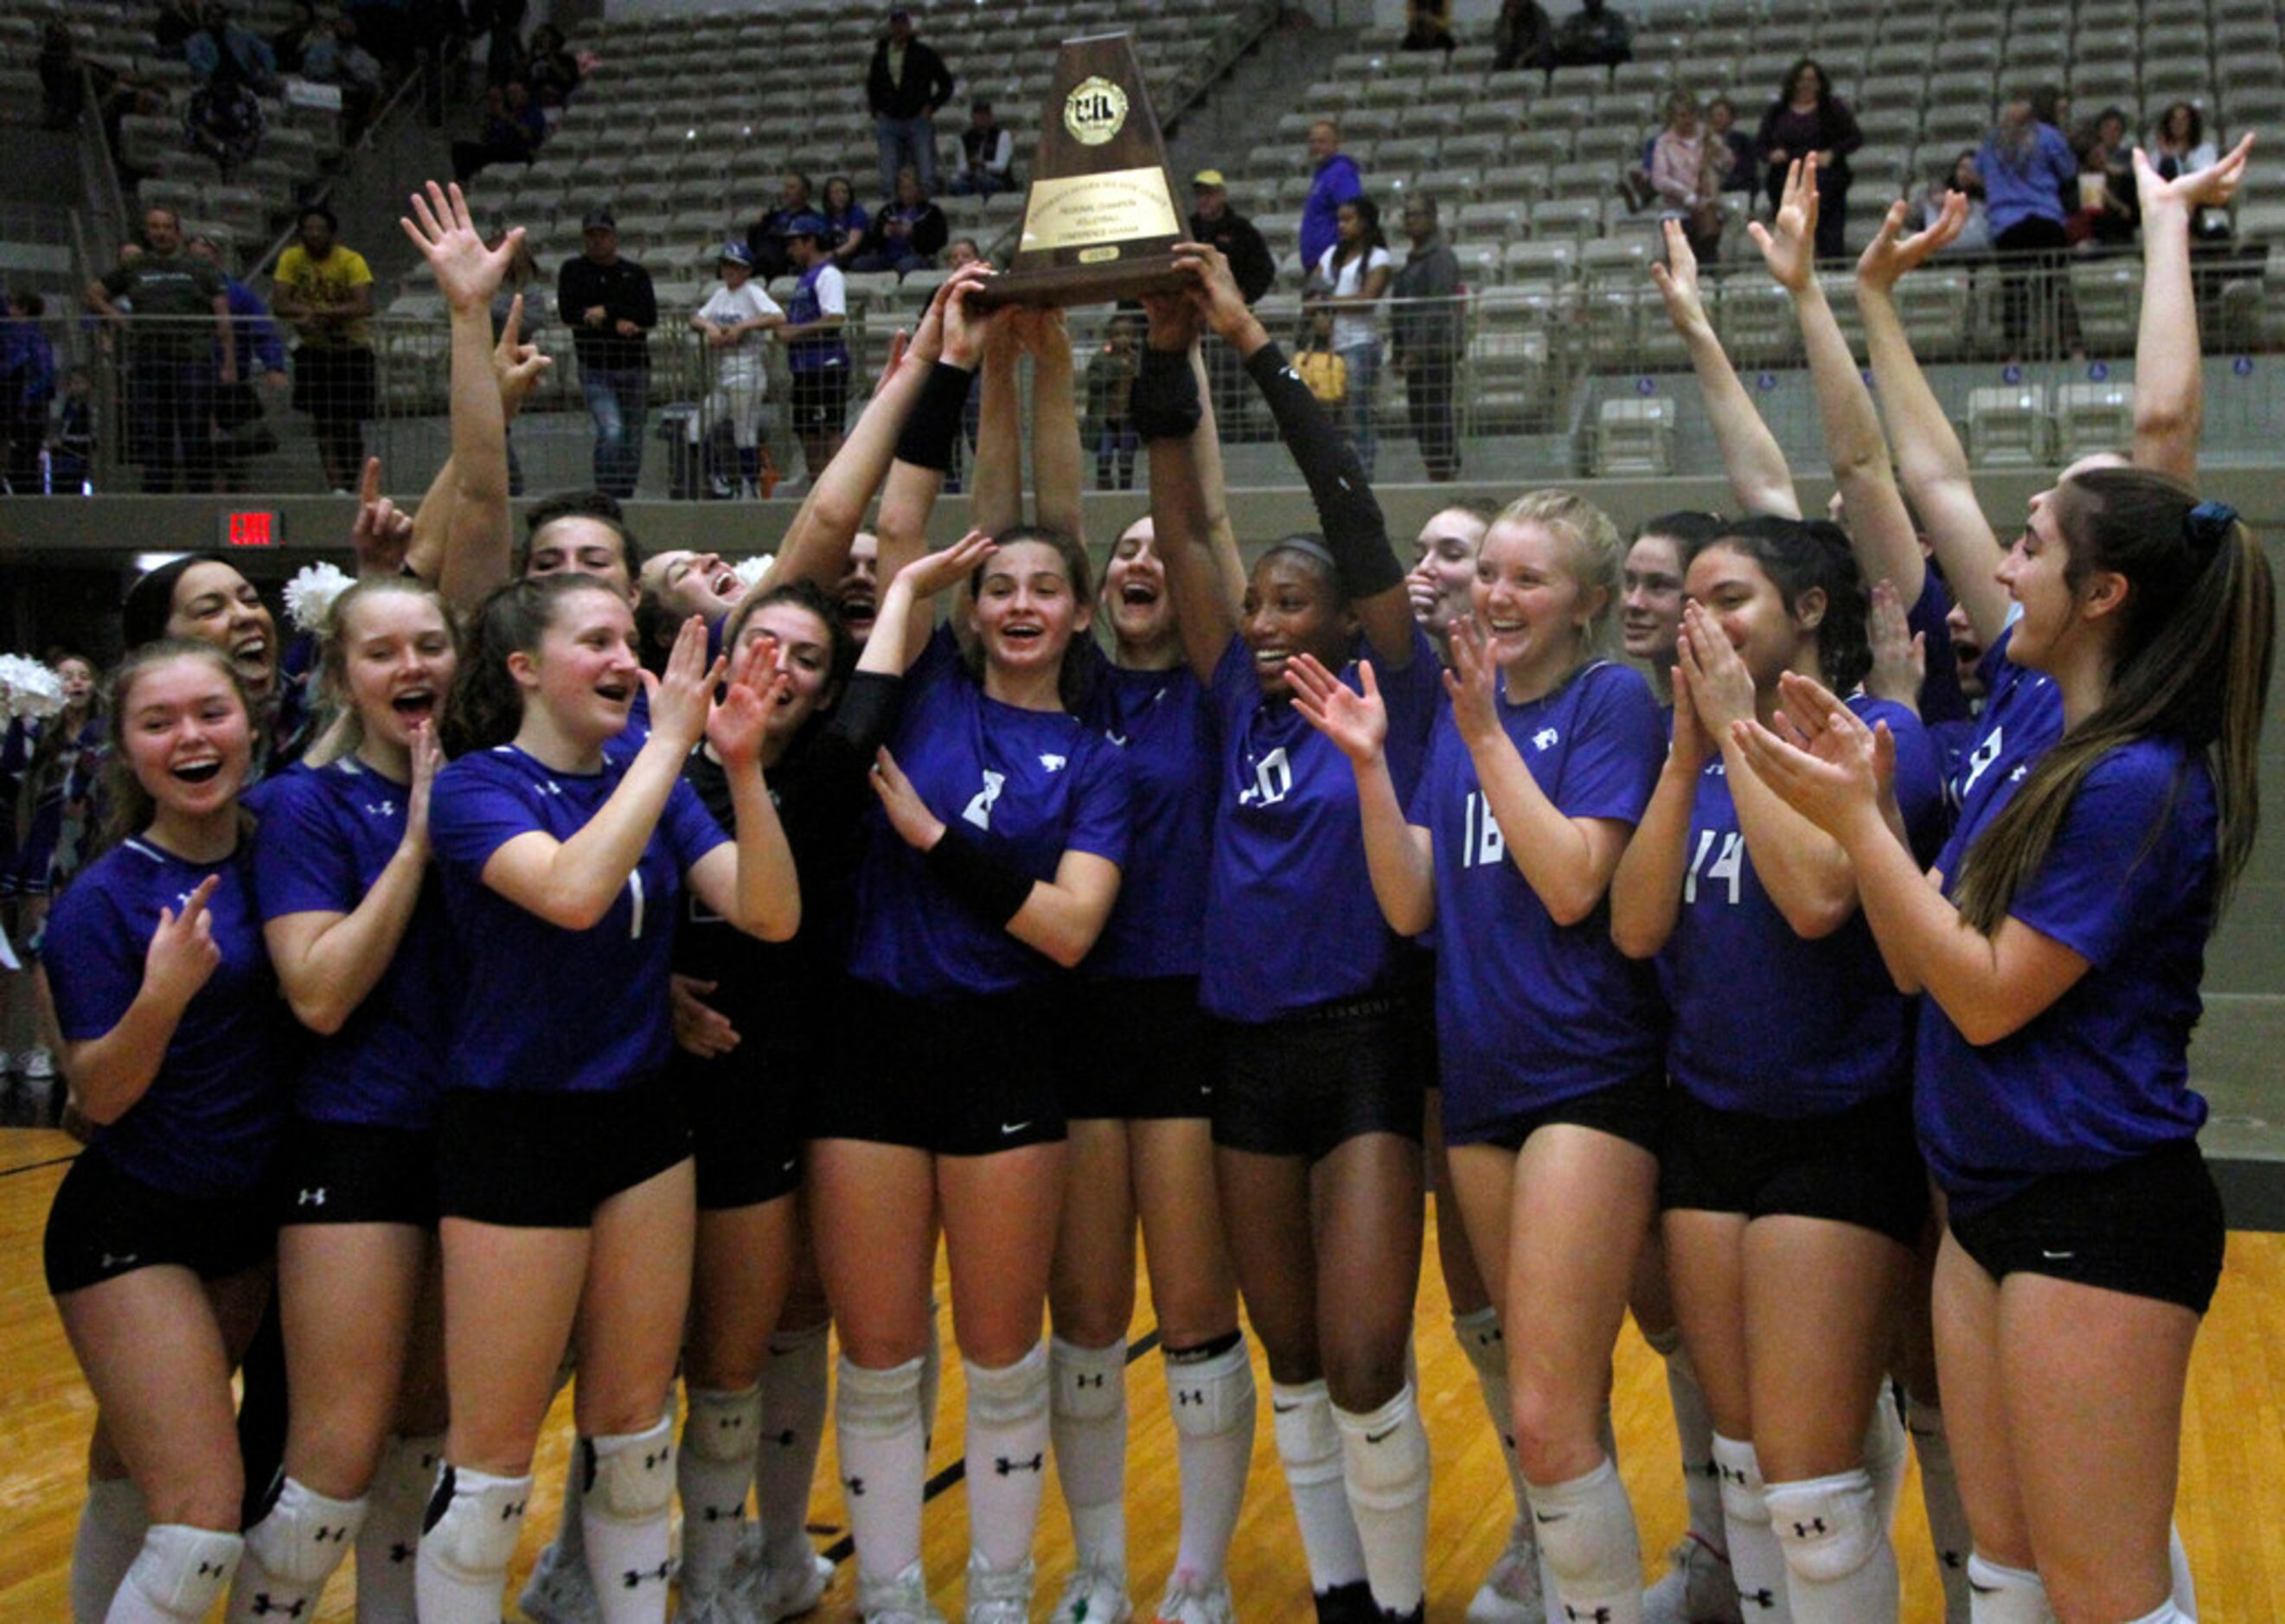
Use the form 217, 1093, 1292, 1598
1684, 829, 1744, 905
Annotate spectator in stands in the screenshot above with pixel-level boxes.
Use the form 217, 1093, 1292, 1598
189, 233, 286, 489
345, 0, 413, 73
778, 213, 850, 486
689, 241, 784, 500
1492, 0, 1554, 72
1910, 150, 1991, 253
1401, 0, 1456, 55
303, 16, 387, 141
1301, 119, 1364, 282
37, 22, 90, 131
1754, 58, 1860, 260
185, 3, 278, 93
1651, 89, 1731, 265
1707, 95, 1754, 190
852, 165, 948, 274
48, 365, 96, 493
950, 99, 1017, 197
83, 205, 234, 494
560, 207, 657, 499
270, 1, 323, 74
1978, 91, 2077, 352
452, 80, 547, 182
1552, 0, 1631, 67
2071, 106, 2139, 246
944, 236, 985, 269
1390, 194, 1461, 483
1311, 193, 1392, 476
184, 64, 266, 178
272, 204, 378, 493
523, 23, 587, 109
2151, 102, 2218, 182
1189, 169, 1277, 302
746, 172, 816, 282
820, 175, 872, 268
1, 291, 57, 495
153, 0, 203, 59
1084, 311, 1140, 489
483, 0, 531, 87
866, 7, 956, 201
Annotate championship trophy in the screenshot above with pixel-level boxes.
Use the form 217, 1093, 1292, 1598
971, 32, 1189, 307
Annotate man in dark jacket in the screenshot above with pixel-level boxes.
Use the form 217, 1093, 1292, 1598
1188, 170, 1279, 425
866, 8, 955, 201
1391, 195, 1463, 482
557, 208, 657, 499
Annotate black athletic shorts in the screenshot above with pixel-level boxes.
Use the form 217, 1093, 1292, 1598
1054, 976, 1217, 1122
1947, 1140, 2225, 1315
274, 1117, 438, 1230
1661, 1088, 1929, 1249
677, 1045, 807, 1212
790, 368, 848, 434
437, 1071, 693, 1228
45, 1151, 275, 1295
811, 987, 1067, 1156
1213, 991, 1428, 1163
1462, 1072, 1667, 1157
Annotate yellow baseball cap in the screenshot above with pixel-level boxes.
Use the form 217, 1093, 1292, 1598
1192, 169, 1226, 189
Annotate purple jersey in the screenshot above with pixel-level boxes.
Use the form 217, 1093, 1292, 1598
1078, 653, 1218, 981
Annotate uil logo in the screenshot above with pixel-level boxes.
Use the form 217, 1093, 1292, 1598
1064, 75, 1129, 145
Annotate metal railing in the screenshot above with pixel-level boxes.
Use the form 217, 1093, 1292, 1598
12, 249, 2278, 497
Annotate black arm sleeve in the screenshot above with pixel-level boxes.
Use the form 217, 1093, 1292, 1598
1242, 342, 1403, 600
893, 360, 976, 471
1130, 345, 1202, 443
927, 823, 1034, 925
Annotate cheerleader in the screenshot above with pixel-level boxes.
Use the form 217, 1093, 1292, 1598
2, 651, 101, 1091
1734, 470, 2272, 1624
42, 639, 283, 1622
415, 579, 797, 1624
1290, 490, 1671, 1624
224, 577, 456, 1623
1151, 241, 1439, 1624
1610, 518, 1946, 1624
816, 387, 1131, 1624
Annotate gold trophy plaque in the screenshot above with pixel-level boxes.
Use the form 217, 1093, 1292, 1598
972, 32, 1189, 308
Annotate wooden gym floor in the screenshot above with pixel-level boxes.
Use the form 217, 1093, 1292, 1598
0, 1128, 2280, 1621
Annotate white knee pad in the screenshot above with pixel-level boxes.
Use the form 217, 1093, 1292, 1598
117, 1524, 243, 1619
1712, 1434, 1770, 1529
419, 1465, 532, 1582
243, 1474, 368, 1587
585, 1416, 676, 1523
1271, 1379, 1344, 1488
1332, 1386, 1430, 1511
683, 1385, 764, 1466
1051, 1337, 1126, 1423
1164, 1339, 1255, 1441
1963, 1554, 2051, 1624
1765, 1470, 1883, 1587
837, 1354, 925, 1436
966, 1343, 1051, 1432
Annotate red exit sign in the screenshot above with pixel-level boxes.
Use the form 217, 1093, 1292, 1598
222, 510, 284, 547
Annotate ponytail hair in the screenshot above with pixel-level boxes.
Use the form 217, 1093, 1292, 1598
1955, 468, 2275, 932
441, 575, 622, 758
1691, 515, 1873, 694
96, 640, 253, 854
310, 576, 458, 766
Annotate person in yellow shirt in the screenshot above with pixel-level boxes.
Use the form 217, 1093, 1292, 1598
272, 205, 375, 493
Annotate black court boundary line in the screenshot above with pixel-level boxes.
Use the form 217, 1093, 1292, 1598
816, 1327, 1162, 1565
0, 1151, 77, 1181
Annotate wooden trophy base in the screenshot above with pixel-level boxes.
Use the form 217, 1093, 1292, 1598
970, 253, 1189, 309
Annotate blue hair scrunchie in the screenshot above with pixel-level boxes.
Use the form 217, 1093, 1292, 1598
2185, 499, 2238, 557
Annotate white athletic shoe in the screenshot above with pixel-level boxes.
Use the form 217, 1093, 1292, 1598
519, 1538, 605, 1624
677, 1585, 765, 1624
1049, 1558, 1133, 1624
1642, 1535, 1743, 1624
1152, 1571, 1235, 1624
1465, 1517, 1546, 1624
860, 1560, 946, 1624
964, 1556, 1037, 1624
738, 1545, 835, 1624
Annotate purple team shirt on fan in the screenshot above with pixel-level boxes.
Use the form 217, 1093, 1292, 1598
253, 757, 454, 1130
429, 744, 726, 1092
46, 839, 283, 1197
1407, 661, 1668, 1140
1200, 624, 1441, 1024
1664, 695, 1943, 1118
1920, 738, 2217, 1214
852, 626, 1132, 1000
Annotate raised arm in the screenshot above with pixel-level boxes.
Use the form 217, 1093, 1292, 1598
1854, 195, 2012, 646
1020, 309, 1085, 543
1757, 158, 1923, 598
1137, 286, 1241, 682
684, 640, 802, 943
967, 320, 1023, 536
2132, 135, 2253, 485
1650, 218, 1800, 519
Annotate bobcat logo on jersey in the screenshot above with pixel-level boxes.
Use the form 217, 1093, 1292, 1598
1038, 753, 1067, 772
1532, 727, 1559, 751
963, 770, 1008, 830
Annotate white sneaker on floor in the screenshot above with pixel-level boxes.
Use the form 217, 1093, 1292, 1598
678, 1585, 764, 1624
1642, 1535, 1743, 1624
860, 1560, 946, 1624
1152, 1571, 1234, 1624
739, 1545, 835, 1623
1049, 1558, 1132, 1624
964, 1556, 1037, 1624
520, 1538, 605, 1624
1465, 1517, 1546, 1624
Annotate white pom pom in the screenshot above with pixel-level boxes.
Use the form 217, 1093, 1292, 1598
732, 554, 775, 591
283, 562, 355, 635
0, 655, 64, 720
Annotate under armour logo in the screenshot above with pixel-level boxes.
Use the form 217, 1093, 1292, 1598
1742, 1588, 1781, 1609
643, 1448, 670, 1471
621, 1562, 673, 1588
1533, 727, 1559, 751
773, 1429, 797, 1447
702, 1504, 745, 1522
389, 1542, 413, 1563
298, 1187, 327, 1206
1791, 1519, 1828, 1538
1074, 1373, 1106, 1389
367, 799, 398, 817
1562, 1607, 1611, 1623
2007, 764, 2030, 782
197, 1562, 227, 1578
1942, 1550, 1964, 1570
537, 779, 565, 796
100, 1252, 139, 1270
1716, 1461, 1749, 1487
314, 1525, 347, 1544
844, 1475, 866, 1496
500, 1499, 528, 1520
993, 1454, 1043, 1476
249, 1597, 305, 1617
1039, 752, 1066, 771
